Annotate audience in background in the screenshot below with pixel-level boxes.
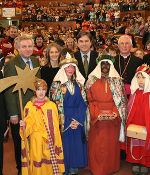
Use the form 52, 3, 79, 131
1, 0, 150, 174
134, 48, 145, 59
144, 39, 150, 54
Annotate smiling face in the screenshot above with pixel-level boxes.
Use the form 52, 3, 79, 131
146, 43, 150, 51
36, 86, 46, 100
64, 64, 75, 77
49, 47, 59, 61
77, 35, 92, 54
66, 40, 74, 49
118, 37, 132, 56
9, 28, 18, 39
136, 72, 145, 89
35, 37, 43, 47
17, 39, 33, 59
134, 50, 144, 59
101, 61, 110, 75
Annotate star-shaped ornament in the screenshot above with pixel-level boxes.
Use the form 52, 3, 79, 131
0, 65, 39, 94
13, 65, 39, 93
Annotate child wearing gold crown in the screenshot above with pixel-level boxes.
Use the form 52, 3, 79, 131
126, 64, 150, 175
50, 48, 88, 175
20, 79, 65, 175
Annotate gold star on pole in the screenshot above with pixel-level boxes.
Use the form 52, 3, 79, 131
0, 65, 39, 175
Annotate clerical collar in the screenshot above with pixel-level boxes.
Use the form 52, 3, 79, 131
120, 54, 130, 59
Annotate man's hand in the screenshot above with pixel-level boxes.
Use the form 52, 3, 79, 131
10, 116, 19, 125
3, 42, 13, 48
70, 120, 79, 129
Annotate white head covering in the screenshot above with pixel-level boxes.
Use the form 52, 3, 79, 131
130, 71, 150, 94
88, 59, 120, 79
53, 63, 85, 85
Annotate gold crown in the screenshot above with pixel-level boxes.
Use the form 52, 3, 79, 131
59, 52, 78, 67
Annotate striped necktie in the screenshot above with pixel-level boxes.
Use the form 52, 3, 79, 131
26, 61, 30, 69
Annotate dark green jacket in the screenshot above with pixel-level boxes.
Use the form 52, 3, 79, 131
0, 71, 7, 139
4, 54, 41, 118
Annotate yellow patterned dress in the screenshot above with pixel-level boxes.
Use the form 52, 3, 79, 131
20, 97, 65, 175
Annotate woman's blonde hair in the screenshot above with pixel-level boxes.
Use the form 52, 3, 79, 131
65, 37, 75, 49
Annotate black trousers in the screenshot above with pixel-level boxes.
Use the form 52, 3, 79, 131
10, 123, 21, 171
0, 140, 3, 175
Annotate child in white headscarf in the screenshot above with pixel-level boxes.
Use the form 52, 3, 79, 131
49, 48, 88, 175
126, 64, 150, 175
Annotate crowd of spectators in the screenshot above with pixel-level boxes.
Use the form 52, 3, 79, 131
0, 15, 150, 70
0, 1, 150, 174
20, 0, 149, 23
0, 0, 149, 65
0, 0, 149, 24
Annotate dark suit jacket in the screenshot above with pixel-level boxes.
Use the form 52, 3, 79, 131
143, 53, 150, 66
114, 54, 142, 84
74, 51, 98, 81
4, 54, 40, 118
0, 71, 7, 139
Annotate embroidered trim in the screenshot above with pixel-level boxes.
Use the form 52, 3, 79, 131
25, 108, 29, 118
98, 116, 116, 120
21, 159, 64, 167
33, 159, 64, 167
41, 109, 60, 175
21, 148, 27, 159
47, 109, 55, 144
55, 146, 63, 156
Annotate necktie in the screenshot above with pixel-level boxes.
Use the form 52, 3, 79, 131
83, 55, 88, 76
26, 61, 30, 69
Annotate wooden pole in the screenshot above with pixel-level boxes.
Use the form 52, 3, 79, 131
18, 89, 31, 175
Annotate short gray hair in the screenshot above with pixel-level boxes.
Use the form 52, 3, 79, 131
16, 35, 34, 48
118, 35, 132, 45
10, 25, 18, 31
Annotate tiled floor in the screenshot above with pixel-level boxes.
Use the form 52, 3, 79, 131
2, 134, 149, 175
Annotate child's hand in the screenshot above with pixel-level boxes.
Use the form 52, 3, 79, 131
20, 120, 26, 130
70, 121, 79, 129
113, 112, 117, 117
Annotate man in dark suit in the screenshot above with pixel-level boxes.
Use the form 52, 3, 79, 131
74, 31, 98, 81
114, 35, 142, 161
114, 35, 142, 91
4, 35, 40, 175
0, 70, 7, 175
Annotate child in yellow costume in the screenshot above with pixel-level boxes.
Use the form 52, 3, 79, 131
20, 79, 65, 175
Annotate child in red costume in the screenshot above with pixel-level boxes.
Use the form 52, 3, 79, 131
126, 64, 150, 175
